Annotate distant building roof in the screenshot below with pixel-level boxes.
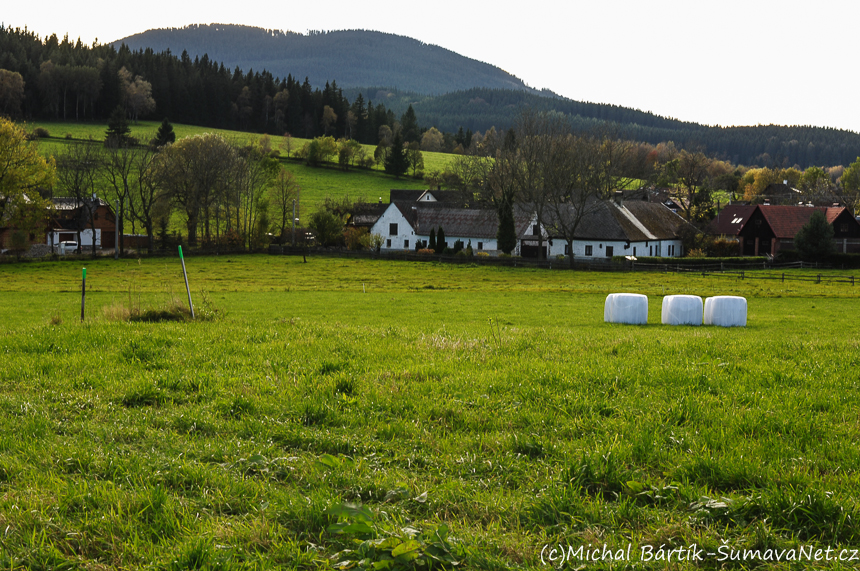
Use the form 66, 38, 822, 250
708, 204, 757, 236
544, 198, 691, 242
758, 205, 846, 239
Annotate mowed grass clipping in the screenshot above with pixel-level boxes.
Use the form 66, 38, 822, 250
1, 256, 860, 569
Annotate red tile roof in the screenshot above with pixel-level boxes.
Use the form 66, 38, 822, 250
757, 205, 846, 239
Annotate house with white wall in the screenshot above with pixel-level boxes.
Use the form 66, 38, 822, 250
540, 195, 688, 259
368, 190, 689, 258
370, 202, 533, 253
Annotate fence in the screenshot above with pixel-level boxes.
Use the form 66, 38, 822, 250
267, 246, 858, 286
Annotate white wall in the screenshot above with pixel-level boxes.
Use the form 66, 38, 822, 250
49, 229, 101, 247
371, 204, 415, 251
547, 238, 683, 258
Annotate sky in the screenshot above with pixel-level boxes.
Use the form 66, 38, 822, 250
5, 0, 859, 133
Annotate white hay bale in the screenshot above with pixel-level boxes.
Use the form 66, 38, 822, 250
661, 295, 703, 326
604, 293, 617, 322
604, 293, 648, 324
704, 296, 747, 327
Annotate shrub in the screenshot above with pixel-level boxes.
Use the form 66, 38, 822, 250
33, 127, 50, 138
417, 248, 435, 255
686, 248, 707, 258
65, 133, 73, 140
475, 251, 490, 258
343, 227, 369, 250
709, 237, 740, 257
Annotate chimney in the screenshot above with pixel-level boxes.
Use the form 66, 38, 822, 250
614, 190, 623, 206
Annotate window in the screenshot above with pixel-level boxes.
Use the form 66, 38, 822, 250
477, 242, 483, 250
841, 223, 849, 233
606, 246, 614, 257
404, 240, 409, 249
532, 224, 540, 235
386, 239, 391, 248
633, 247, 636, 256
650, 246, 653, 256
564, 245, 571, 255
389, 223, 398, 235
585, 245, 593, 256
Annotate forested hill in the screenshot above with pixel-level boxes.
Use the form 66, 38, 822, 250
112, 25, 536, 95
357, 87, 860, 168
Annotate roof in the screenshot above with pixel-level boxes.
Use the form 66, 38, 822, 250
52, 197, 110, 211
349, 203, 388, 227
708, 204, 757, 236
389, 189, 464, 204
758, 205, 847, 239
544, 198, 690, 242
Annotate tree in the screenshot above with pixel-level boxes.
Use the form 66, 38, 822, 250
309, 210, 343, 246
0, 70, 25, 118
405, 142, 424, 177
128, 146, 164, 253
105, 105, 131, 145
269, 168, 301, 240
234, 144, 279, 249
420, 127, 443, 152
100, 140, 138, 254
675, 150, 713, 223
119, 67, 156, 123
839, 157, 860, 213
435, 227, 446, 253
384, 131, 408, 178
496, 200, 517, 254
0, 117, 55, 247
155, 133, 237, 245
799, 166, 833, 201
428, 228, 436, 251
154, 118, 176, 147
321, 105, 337, 136
400, 105, 419, 142
794, 211, 835, 260
54, 142, 100, 253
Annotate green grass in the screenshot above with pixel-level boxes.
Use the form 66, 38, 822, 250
28, 120, 452, 221
1, 256, 859, 569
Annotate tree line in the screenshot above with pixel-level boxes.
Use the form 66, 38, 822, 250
0, 115, 301, 254
0, 25, 407, 144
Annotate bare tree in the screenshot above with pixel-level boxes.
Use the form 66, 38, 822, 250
54, 142, 101, 253
269, 168, 301, 241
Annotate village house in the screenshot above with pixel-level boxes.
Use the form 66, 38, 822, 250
368, 190, 690, 258
47, 197, 117, 251
707, 203, 860, 256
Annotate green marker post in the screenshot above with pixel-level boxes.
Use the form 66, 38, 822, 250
81, 268, 86, 322
179, 246, 195, 319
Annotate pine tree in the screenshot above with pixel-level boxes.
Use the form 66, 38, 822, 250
105, 105, 131, 145
497, 201, 517, 254
400, 105, 419, 143
154, 118, 176, 147
435, 227, 446, 254
384, 131, 408, 178
429, 228, 436, 251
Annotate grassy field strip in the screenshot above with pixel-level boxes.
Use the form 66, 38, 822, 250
1, 257, 859, 569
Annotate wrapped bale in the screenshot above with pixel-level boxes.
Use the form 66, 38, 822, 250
661, 295, 703, 326
704, 296, 747, 327
604, 293, 648, 324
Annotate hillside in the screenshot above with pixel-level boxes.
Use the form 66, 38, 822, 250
112, 24, 536, 96
349, 87, 860, 168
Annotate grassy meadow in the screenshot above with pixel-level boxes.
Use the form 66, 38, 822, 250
1, 255, 860, 569
28, 120, 449, 220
